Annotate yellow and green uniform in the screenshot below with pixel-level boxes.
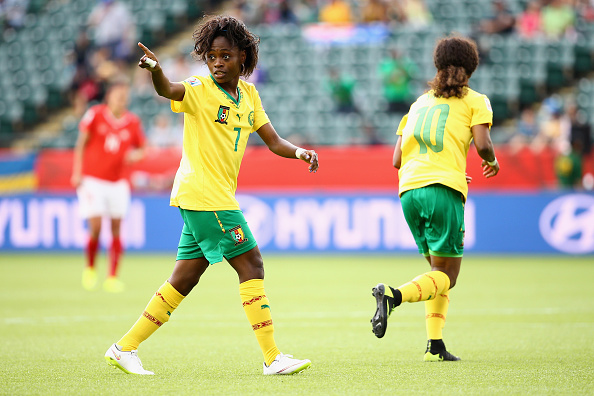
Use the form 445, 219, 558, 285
397, 88, 493, 200
397, 88, 492, 257
117, 75, 281, 365
170, 75, 270, 211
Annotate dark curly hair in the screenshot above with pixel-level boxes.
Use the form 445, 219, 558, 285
192, 15, 260, 78
428, 36, 479, 99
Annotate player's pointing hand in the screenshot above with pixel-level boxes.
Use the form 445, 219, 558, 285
138, 42, 160, 71
299, 150, 319, 173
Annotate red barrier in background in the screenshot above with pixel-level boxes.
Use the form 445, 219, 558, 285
36, 146, 593, 192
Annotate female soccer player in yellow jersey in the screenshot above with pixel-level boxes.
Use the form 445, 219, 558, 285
371, 36, 500, 361
104, 15, 318, 376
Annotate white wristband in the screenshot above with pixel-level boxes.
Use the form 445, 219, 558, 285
487, 157, 498, 167
295, 148, 306, 159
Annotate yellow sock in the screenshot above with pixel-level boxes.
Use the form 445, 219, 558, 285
397, 271, 450, 303
425, 289, 450, 339
239, 279, 280, 366
117, 281, 184, 351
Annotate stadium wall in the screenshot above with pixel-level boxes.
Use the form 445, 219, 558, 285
34, 146, 594, 192
0, 191, 592, 255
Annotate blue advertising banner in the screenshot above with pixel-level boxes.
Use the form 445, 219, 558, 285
0, 192, 593, 254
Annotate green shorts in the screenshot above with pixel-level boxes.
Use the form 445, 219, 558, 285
176, 208, 258, 264
400, 184, 465, 257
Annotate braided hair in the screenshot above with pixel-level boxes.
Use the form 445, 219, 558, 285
428, 36, 479, 99
192, 15, 260, 78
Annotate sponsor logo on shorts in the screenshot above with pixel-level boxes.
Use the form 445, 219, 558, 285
261, 304, 270, 310
215, 105, 230, 124
230, 225, 248, 245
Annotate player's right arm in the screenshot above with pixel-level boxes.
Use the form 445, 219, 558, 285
392, 136, 402, 169
471, 123, 499, 178
137, 42, 185, 101
71, 129, 89, 188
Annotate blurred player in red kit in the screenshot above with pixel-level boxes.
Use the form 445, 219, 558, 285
71, 78, 146, 293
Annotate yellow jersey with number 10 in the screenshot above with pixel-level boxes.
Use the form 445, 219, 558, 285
170, 75, 270, 211
396, 88, 493, 200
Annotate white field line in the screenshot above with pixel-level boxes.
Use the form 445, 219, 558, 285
2, 307, 593, 326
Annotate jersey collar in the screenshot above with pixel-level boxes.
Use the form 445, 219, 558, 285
210, 74, 242, 108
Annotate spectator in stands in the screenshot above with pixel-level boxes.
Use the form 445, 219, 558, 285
516, 0, 542, 39
295, 0, 320, 24
508, 107, 540, 154
562, 102, 592, 157
319, 0, 353, 24
537, 96, 566, 152
361, 0, 390, 24
69, 30, 99, 117
378, 48, 417, 114
71, 78, 146, 294
326, 67, 359, 113
278, 0, 299, 24
148, 113, 182, 148
398, 0, 433, 30
541, 0, 576, 40
87, 0, 136, 62
0, 0, 29, 31
478, 0, 516, 35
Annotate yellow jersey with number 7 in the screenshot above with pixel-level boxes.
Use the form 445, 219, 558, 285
396, 88, 493, 200
170, 75, 270, 210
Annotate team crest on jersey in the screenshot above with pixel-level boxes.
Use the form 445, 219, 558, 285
229, 225, 248, 245
215, 105, 230, 124
184, 76, 202, 86
248, 111, 254, 127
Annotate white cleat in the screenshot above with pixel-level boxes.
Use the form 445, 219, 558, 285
104, 344, 154, 375
263, 353, 311, 375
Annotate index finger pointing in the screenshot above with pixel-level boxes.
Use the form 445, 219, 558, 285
138, 42, 152, 54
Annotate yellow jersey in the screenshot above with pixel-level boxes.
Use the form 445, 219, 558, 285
170, 75, 270, 210
396, 88, 493, 200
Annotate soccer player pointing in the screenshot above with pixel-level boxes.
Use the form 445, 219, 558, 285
371, 36, 499, 361
105, 15, 317, 375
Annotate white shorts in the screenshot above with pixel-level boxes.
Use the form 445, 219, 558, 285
77, 176, 131, 219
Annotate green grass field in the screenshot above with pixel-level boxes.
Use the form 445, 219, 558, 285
1, 253, 593, 395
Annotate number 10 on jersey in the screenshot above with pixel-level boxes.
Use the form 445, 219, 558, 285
412, 104, 449, 154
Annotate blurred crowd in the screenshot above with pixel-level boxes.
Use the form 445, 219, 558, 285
226, 0, 433, 28
11, 0, 591, 190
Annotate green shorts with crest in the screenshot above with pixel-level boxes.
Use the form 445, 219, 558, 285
400, 184, 465, 257
176, 208, 258, 264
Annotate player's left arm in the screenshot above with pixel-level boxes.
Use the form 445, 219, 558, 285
126, 143, 146, 163
126, 119, 148, 163
256, 123, 319, 173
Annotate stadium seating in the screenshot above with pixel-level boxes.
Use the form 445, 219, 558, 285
1, 0, 592, 147
0, 0, 206, 147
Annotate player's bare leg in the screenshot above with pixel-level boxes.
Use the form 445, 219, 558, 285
168, 258, 210, 296
228, 247, 311, 375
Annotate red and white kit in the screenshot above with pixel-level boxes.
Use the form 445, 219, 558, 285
77, 104, 145, 218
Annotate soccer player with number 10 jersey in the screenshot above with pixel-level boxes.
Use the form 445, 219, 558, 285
371, 36, 500, 361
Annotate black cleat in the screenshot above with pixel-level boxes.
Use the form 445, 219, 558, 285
424, 339, 461, 361
370, 283, 397, 338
